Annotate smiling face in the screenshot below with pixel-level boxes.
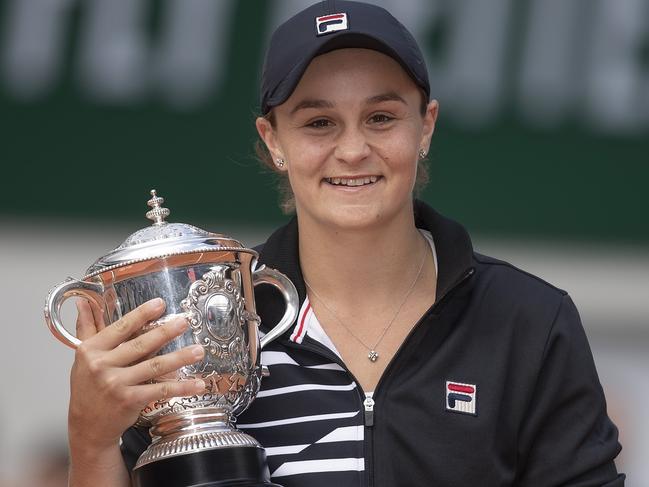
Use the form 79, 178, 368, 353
257, 48, 438, 232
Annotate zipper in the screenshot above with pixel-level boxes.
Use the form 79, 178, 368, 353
282, 266, 475, 487
363, 392, 375, 427
364, 391, 375, 487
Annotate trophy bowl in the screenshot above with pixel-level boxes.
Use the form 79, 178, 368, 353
44, 190, 298, 487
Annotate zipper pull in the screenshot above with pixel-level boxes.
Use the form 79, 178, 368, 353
364, 392, 375, 427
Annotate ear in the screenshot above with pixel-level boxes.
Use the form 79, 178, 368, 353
255, 115, 285, 164
420, 99, 439, 153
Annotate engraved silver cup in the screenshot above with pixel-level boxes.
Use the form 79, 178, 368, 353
44, 190, 299, 486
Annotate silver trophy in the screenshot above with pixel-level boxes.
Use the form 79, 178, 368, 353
44, 190, 299, 487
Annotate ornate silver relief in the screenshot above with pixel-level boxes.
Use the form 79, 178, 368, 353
180, 264, 260, 399
183, 264, 243, 351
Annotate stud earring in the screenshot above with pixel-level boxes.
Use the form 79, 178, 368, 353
275, 158, 285, 168
418, 148, 427, 160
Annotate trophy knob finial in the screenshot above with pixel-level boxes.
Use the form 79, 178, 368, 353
146, 189, 171, 225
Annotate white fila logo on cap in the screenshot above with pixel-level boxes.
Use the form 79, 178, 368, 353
315, 12, 349, 36
446, 380, 477, 415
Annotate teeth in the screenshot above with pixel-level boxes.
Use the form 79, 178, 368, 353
326, 176, 379, 186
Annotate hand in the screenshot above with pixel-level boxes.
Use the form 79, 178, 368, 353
68, 298, 206, 453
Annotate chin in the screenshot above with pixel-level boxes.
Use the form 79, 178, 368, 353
319, 205, 387, 231
297, 194, 413, 232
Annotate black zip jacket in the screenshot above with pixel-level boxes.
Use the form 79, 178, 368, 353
122, 200, 624, 486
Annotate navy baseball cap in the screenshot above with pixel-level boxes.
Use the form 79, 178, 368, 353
260, 0, 430, 114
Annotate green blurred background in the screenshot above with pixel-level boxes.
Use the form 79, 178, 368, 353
1, 0, 647, 243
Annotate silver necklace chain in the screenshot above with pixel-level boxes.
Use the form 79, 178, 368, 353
304, 238, 428, 362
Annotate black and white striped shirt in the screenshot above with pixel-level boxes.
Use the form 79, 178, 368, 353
238, 298, 368, 485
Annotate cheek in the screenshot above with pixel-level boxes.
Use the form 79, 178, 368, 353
283, 136, 329, 166
375, 136, 419, 171
285, 149, 325, 195
374, 141, 419, 192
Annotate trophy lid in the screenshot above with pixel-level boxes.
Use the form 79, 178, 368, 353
84, 189, 254, 279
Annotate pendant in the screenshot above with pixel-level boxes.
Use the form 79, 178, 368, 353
368, 350, 379, 362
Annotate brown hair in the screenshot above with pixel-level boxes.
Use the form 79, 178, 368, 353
255, 94, 430, 214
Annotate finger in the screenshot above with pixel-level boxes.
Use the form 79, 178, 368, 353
126, 378, 207, 407
90, 298, 166, 351
107, 315, 189, 366
76, 299, 98, 341
125, 344, 205, 385
89, 299, 107, 332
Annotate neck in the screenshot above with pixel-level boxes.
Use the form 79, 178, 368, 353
298, 204, 427, 307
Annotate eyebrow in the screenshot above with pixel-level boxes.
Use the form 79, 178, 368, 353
289, 91, 408, 115
365, 92, 408, 106
290, 99, 335, 115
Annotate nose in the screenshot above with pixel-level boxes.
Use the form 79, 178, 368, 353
333, 126, 371, 164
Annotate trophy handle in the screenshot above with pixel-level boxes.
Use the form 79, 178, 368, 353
252, 265, 299, 348
44, 277, 105, 349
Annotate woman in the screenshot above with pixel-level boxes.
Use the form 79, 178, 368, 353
68, 1, 624, 486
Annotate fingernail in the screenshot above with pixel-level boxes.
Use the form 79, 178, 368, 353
194, 379, 206, 392
148, 298, 165, 310
191, 345, 204, 359
174, 317, 189, 331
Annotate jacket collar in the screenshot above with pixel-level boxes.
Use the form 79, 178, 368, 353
413, 199, 474, 300
256, 199, 474, 330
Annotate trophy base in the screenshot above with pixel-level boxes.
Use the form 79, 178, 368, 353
132, 446, 282, 487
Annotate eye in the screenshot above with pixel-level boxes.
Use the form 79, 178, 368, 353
306, 118, 333, 129
368, 113, 394, 124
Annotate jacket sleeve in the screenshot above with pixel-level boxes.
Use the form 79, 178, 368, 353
120, 425, 152, 473
517, 294, 625, 486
